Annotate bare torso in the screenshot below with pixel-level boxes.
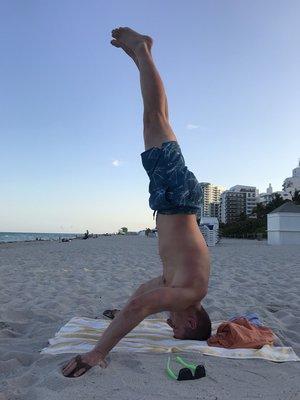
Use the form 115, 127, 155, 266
157, 214, 210, 299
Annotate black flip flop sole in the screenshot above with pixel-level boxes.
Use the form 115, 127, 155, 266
103, 309, 119, 319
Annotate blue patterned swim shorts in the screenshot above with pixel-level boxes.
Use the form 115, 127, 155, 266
141, 141, 203, 215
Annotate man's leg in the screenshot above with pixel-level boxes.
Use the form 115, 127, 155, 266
111, 27, 176, 150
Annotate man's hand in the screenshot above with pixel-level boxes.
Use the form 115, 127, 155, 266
61, 302, 148, 378
62, 350, 107, 378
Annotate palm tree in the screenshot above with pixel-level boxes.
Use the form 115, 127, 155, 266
251, 202, 266, 219
265, 193, 289, 214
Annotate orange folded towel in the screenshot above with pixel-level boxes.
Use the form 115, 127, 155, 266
207, 317, 274, 349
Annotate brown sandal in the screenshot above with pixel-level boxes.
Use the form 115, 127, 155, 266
62, 355, 92, 378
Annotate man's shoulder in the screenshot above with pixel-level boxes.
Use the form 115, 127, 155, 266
168, 284, 206, 305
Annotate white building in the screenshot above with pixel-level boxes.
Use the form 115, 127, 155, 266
258, 186, 291, 204
267, 202, 300, 245
283, 160, 300, 198
259, 184, 273, 204
199, 182, 225, 218
267, 183, 273, 195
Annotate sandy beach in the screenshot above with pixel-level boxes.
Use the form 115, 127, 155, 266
0, 236, 299, 399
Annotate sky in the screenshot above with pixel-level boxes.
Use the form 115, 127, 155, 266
0, 0, 299, 233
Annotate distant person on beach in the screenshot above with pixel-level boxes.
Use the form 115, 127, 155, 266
62, 27, 211, 378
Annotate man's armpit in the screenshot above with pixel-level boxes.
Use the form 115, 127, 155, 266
140, 287, 196, 315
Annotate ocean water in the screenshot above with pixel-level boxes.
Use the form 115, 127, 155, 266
0, 232, 79, 243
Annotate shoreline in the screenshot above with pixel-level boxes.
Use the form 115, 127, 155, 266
0, 234, 289, 248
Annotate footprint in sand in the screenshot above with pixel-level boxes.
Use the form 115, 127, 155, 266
0, 321, 11, 329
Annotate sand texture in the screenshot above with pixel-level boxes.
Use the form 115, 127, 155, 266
0, 237, 299, 399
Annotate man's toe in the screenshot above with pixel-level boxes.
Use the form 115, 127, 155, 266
112, 29, 121, 39
111, 39, 121, 48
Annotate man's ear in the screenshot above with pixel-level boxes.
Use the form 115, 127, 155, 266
187, 316, 197, 330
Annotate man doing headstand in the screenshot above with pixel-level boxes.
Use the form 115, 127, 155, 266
62, 27, 211, 378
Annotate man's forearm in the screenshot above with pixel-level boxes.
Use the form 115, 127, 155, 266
92, 301, 148, 359
93, 276, 164, 358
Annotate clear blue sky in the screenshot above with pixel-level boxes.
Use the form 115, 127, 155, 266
0, 0, 299, 233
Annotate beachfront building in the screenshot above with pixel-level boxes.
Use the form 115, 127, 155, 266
219, 191, 245, 224
209, 202, 220, 218
282, 159, 300, 198
258, 184, 274, 204
230, 185, 258, 216
258, 188, 291, 204
219, 185, 258, 224
198, 182, 225, 218
267, 183, 273, 195
267, 202, 300, 245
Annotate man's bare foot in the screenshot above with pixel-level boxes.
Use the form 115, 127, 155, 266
111, 27, 153, 66
111, 39, 140, 68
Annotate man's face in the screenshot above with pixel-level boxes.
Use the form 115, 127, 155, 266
166, 312, 187, 339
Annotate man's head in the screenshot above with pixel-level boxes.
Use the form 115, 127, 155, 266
166, 305, 211, 340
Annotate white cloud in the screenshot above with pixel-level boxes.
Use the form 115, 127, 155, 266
186, 123, 200, 130
112, 159, 122, 167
